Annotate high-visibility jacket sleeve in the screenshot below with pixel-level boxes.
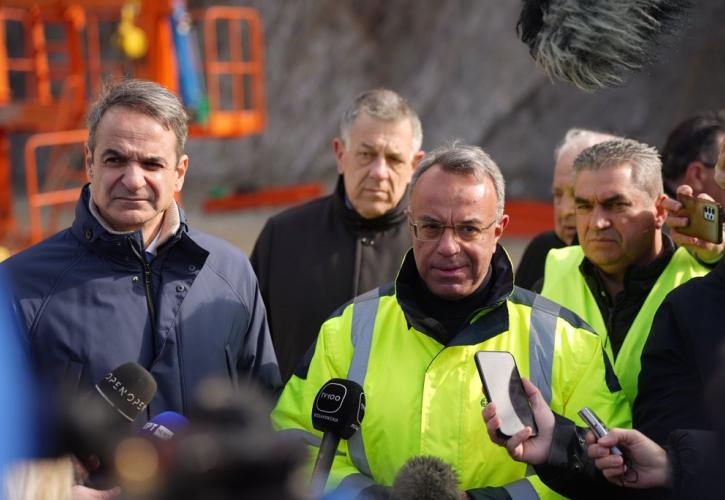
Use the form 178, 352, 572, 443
272, 315, 378, 495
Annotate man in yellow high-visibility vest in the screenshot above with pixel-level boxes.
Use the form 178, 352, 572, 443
273, 143, 630, 500
541, 138, 710, 406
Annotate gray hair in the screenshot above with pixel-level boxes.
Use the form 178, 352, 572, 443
554, 128, 618, 163
87, 79, 189, 159
340, 89, 422, 152
409, 142, 506, 220
573, 138, 663, 199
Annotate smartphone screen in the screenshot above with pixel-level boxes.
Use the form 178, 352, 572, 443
474, 351, 537, 437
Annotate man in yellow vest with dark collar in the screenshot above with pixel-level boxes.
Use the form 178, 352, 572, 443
274, 143, 630, 499
541, 138, 710, 406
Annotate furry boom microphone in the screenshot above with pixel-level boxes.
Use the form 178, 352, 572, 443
517, 0, 691, 91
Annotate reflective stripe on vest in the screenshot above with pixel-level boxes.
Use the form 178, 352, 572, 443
345, 287, 380, 478
345, 287, 559, 480
336, 473, 377, 496
528, 295, 558, 405
503, 478, 540, 500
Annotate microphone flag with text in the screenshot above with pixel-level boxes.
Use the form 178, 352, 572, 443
62, 362, 158, 485
310, 378, 366, 495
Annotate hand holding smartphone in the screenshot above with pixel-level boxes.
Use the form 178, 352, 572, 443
676, 193, 723, 244
474, 351, 537, 438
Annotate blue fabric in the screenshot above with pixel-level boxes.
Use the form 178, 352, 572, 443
2, 185, 281, 418
0, 272, 33, 498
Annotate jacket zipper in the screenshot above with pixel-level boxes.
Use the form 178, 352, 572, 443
128, 237, 157, 338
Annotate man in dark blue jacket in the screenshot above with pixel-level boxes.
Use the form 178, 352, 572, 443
2, 79, 280, 417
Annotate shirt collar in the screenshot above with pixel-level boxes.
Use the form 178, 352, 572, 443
88, 194, 181, 253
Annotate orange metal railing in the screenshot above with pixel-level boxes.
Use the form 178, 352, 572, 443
24, 128, 86, 243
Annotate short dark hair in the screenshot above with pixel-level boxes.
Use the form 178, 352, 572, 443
87, 79, 189, 159
661, 111, 725, 182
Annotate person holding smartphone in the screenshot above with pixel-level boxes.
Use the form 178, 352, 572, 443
660, 111, 725, 265
483, 374, 724, 500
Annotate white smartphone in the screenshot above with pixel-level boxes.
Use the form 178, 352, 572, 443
474, 351, 537, 438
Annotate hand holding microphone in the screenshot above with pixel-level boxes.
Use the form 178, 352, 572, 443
309, 378, 366, 496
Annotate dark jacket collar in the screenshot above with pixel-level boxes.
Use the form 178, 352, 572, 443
71, 184, 188, 263
395, 244, 514, 343
332, 176, 408, 231
579, 234, 677, 301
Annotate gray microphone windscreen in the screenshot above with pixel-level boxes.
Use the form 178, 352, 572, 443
517, 0, 691, 91
391, 455, 460, 500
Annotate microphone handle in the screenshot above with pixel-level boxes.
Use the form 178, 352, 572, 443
310, 432, 341, 496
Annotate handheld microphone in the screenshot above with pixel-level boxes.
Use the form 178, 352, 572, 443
63, 362, 157, 487
517, 0, 691, 90
95, 362, 158, 422
309, 378, 365, 496
140, 411, 189, 443
391, 456, 460, 500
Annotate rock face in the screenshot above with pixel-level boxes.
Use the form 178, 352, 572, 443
187, 0, 725, 200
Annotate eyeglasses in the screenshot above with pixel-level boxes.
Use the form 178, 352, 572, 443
409, 218, 497, 242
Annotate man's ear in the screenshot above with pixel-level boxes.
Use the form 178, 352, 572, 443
683, 161, 707, 192
333, 138, 346, 175
412, 150, 425, 169
84, 144, 93, 182
494, 214, 510, 241
654, 194, 668, 229
175, 154, 189, 192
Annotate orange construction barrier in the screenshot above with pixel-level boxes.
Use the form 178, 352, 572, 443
203, 183, 325, 213
503, 200, 554, 237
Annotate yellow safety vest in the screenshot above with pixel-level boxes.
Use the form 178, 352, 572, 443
541, 246, 708, 405
273, 283, 630, 499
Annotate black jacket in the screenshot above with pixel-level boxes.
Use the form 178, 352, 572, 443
535, 416, 723, 500
634, 258, 725, 445
573, 236, 676, 357
250, 178, 412, 382
516, 230, 566, 290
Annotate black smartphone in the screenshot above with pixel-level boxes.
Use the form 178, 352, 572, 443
676, 193, 723, 244
577, 407, 623, 456
474, 351, 537, 437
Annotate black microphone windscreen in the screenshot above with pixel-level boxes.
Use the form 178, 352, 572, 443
95, 362, 157, 422
311, 379, 365, 440
391, 455, 460, 500
517, 0, 691, 91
